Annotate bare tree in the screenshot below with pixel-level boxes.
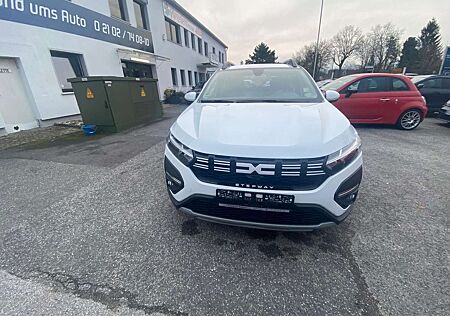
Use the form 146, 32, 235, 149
356, 35, 376, 70
332, 25, 363, 73
365, 23, 402, 71
294, 40, 332, 79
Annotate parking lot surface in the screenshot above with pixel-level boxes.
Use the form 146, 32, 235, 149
0, 106, 448, 316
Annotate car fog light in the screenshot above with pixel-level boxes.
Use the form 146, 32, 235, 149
334, 167, 362, 208
164, 157, 184, 194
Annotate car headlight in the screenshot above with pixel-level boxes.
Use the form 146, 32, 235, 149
167, 133, 194, 165
326, 135, 361, 174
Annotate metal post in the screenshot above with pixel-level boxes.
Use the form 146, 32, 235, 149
312, 0, 324, 80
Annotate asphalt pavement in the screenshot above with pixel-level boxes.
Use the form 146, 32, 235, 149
0, 106, 448, 316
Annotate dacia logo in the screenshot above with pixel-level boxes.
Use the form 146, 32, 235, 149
235, 162, 276, 175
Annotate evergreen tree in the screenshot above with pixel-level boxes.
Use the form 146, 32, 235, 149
398, 37, 420, 72
417, 18, 442, 74
245, 42, 278, 64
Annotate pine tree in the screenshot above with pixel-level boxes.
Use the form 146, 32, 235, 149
245, 43, 278, 64
398, 37, 420, 72
417, 18, 442, 74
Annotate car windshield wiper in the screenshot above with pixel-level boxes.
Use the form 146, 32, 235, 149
199, 99, 309, 103
233, 99, 302, 103
199, 99, 238, 103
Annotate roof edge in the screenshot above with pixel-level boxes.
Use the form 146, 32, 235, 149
165, 0, 228, 49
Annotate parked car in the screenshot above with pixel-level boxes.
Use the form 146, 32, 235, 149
324, 73, 428, 130
165, 64, 363, 231
184, 81, 207, 104
187, 81, 206, 94
316, 79, 333, 88
438, 100, 450, 123
410, 75, 450, 114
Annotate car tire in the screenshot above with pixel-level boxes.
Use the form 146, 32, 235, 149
396, 109, 423, 130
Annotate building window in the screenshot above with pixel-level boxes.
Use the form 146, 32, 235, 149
198, 38, 202, 54
133, 0, 149, 30
194, 71, 198, 85
180, 69, 186, 86
165, 19, 181, 44
191, 34, 196, 51
122, 61, 153, 78
50, 50, 86, 92
171, 68, 178, 86
187, 70, 192, 86
199, 72, 206, 83
184, 29, 190, 47
204, 42, 208, 57
109, 0, 127, 21
212, 47, 216, 55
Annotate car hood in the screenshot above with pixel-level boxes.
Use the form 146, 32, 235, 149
171, 102, 356, 159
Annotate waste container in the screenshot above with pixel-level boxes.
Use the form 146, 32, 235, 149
68, 76, 162, 133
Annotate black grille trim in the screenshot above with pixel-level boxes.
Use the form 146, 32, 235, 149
182, 196, 336, 226
189, 152, 329, 191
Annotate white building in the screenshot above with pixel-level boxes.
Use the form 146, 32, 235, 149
0, 0, 227, 135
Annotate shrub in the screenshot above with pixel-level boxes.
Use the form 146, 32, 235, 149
164, 89, 187, 104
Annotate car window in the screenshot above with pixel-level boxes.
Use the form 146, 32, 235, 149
391, 78, 410, 91
348, 77, 389, 93
324, 75, 358, 91
199, 67, 323, 103
422, 78, 442, 89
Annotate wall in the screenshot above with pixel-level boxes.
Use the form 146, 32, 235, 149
150, 0, 227, 95
0, 20, 126, 121
0, 0, 227, 125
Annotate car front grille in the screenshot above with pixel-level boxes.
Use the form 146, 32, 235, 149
183, 197, 335, 226
190, 152, 329, 190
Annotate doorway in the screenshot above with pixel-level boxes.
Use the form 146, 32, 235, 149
0, 58, 38, 134
122, 61, 153, 78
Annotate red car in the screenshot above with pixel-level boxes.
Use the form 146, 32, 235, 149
324, 73, 428, 130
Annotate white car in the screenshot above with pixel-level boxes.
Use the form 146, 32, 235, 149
164, 64, 363, 231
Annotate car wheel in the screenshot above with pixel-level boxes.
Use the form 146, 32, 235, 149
397, 109, 422, 130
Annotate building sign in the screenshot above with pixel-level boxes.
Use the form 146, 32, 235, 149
0, 68, 12, 73
163, 1, 203, 38
0, 0, 154, 53
440, 46, 450, 76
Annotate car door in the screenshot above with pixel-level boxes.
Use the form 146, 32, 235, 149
382, 77, 413, 123
334, 76, 389, 122
418, 78, 443, 111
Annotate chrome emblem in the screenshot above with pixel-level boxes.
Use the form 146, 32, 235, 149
235, 162, 276, 175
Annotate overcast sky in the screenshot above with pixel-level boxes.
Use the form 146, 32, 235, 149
177, 0, 450, 63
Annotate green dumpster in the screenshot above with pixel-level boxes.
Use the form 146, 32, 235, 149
68, 76, 162, 133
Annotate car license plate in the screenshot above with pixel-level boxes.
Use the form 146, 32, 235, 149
216, 189, 294, 205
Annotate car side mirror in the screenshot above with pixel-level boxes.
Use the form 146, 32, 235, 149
184, 91, 197, 102
324, 90, 340, 102
416, 83, 424, 89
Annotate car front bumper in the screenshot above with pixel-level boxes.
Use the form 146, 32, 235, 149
164, 146, 363, 231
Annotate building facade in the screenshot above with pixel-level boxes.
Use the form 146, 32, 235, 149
0, 0, 227, 135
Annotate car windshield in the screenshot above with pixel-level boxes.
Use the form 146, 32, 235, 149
199, 67, 323, 103
410, 75, 431, 83
323, 75, 358, 91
